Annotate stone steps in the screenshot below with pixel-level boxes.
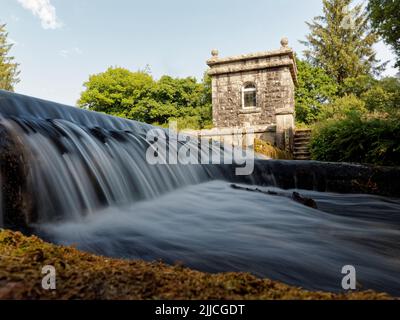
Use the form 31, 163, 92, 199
294, 137, 311, 143
294, 146, 309, 153
293, 129, 312, 161
294, 129, 311, 136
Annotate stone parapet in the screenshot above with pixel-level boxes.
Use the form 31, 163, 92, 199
207, 48, 297, 85
183, 125, 276, 148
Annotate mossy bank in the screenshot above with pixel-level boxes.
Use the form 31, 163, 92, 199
0, 230, 393, 300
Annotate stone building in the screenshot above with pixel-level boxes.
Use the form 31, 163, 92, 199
205, 38, 297, 151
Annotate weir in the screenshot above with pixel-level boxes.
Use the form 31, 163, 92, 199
0, 90, 232, 229
1, 90, 399, 229
1, 90, 400, 295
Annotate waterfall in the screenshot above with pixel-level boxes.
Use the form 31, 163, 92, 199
0, 90, 231, 225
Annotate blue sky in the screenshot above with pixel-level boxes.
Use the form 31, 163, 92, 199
1, 0, 398, 106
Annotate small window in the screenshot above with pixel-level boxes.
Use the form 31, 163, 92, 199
242, 84, 257, 108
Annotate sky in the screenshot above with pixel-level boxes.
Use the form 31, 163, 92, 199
1, 0, 398, 106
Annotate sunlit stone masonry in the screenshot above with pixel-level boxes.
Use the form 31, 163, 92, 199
204, 38, 298, 151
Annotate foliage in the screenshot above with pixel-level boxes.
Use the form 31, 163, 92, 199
78, 67, 154, 117
0, 24, 20, 91
78, 67, 212, 129
301, 0, 381, 84
340, 76, 400, 112
295, 59, 338, 124
361, 85, 395, 112
310, 76, 400, 166
317, 94, 367, 121
340, 75, 377, 97
254, 139, 293, 160
310, 112, 400, 166
368, 0, 400, 68
369, 77, 400, 112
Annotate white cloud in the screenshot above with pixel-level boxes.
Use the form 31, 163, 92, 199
17, 0, 62, 29
59, 49, 69, 58
59, 47, 83, 59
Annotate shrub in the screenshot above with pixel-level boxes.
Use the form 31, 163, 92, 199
310, 112, 400, 166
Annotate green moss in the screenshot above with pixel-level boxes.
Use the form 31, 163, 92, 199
0, 229, 393, 300
254, 139, 293, 160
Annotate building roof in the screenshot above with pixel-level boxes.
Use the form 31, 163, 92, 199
206, 41, 298, 85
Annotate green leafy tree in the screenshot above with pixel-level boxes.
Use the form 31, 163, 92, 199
339, 74, 377, 97
341, 75, 400, 111
368, 0, 400, 68
295, 59, 338, 124
78, 67, 155, 119
339, 75, 400, 112
201, 71, 212, 105
361, 77, 400, 112
0, 24, 20, 91
78, 67, 213, 128
301, 0, 381, 84
379, 77, 400, 105
154, 75, 204, 111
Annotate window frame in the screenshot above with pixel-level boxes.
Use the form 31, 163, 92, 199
242, 83, 257, 109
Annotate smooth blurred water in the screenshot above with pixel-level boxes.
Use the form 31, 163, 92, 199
0, 116, 228, 223
38, 181, 400, 295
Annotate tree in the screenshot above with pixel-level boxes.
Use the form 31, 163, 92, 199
368, 0, 400, 68
360, 77, 400, 112
78, 67, 155, 119
341, 75, 400, 112
301, 0, 381, 84
340, 74, 377, 97
0, 24, 20, 91
78, 67, 213, 128
295, 59, 338, 124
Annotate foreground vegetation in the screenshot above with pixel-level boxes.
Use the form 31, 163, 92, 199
0, 230, 393, 300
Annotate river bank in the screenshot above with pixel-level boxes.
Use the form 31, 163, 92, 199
0, 230, 392, 300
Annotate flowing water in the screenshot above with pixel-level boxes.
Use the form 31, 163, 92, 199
1, 91, 400, 295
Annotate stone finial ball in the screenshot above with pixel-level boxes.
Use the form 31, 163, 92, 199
211, 49, 219, 57
280, 37, 289, 48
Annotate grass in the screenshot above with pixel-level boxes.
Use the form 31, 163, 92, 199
0, 229, 393, 300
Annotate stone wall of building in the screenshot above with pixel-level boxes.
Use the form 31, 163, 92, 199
206, 39, 297, 151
